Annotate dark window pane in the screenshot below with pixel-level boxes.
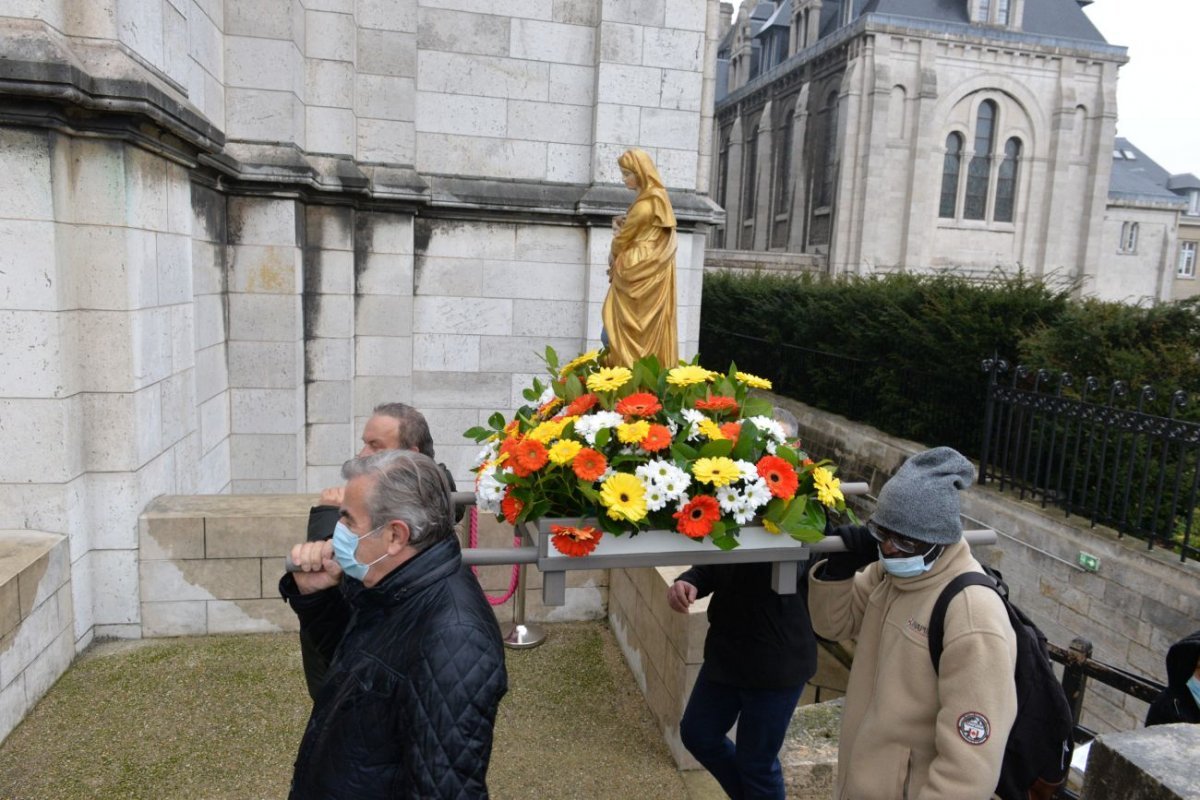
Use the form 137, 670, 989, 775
940, 133, 962, 218
994, 137, 1020, 222
974, 100, 996, 157
964, 156, 990, 220
743, 127, 758, 218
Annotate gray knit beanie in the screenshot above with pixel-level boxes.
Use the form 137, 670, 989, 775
872, 447, 975, 545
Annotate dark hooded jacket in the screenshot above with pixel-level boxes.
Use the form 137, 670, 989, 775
281, 537, 507, 799
1145, 629, 1200, 726
676, 561, 817, 689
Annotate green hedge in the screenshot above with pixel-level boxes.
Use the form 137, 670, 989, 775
699, 270, 1200, 457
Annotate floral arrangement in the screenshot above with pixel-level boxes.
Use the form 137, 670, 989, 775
465, 348, 853, 557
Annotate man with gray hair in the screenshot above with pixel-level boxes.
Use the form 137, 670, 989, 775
282, 450, 506, 800
300, 401, 461, 700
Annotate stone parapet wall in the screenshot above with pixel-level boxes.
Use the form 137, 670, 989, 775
0, 531, 74, 746
773, 393, 1200, 735
138, 495, 608, 638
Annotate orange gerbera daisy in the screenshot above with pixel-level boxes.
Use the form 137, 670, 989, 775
501, 488, 524, 524
537, 397, 563, 417
674, 495, 721, 538
640, 424, 672, 452
572, 447, 607, 481
615, 392, 663, 418
549, 524, 603, 557
564, 393, 599, 416
513, 439, 549, 472
756, 455, 799, 499
719, 422, 741, 442
694, 395, 739, 414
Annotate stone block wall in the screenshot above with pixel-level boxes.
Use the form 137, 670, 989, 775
137, 495, 609, 637
776, 394, 1200, 735
0, 532, 74, 746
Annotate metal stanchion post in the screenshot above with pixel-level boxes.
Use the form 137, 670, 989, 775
502, 561, 545, 649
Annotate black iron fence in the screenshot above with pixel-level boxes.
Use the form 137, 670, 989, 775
979, 359, 1200, 563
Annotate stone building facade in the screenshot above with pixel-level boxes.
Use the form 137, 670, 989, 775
0, 0, 722, 674
706, 0, 1196, 303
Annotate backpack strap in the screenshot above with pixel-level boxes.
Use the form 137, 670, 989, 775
928, 571, 999, 674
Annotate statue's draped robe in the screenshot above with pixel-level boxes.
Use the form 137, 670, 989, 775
602, 159, 678, 369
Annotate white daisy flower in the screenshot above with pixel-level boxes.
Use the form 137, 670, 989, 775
716, 485, 743, 513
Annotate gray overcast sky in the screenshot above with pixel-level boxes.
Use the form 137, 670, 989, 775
726, 0, 1199, 178
1084, 0, 1199, 178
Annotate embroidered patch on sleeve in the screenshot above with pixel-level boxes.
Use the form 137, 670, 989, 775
956, 711, 991, 745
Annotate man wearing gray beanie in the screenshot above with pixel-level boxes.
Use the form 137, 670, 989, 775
807, 447, 1018, 800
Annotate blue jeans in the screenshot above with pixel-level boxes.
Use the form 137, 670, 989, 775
680, 665, 804, 800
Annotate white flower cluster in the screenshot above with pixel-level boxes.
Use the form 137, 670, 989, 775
680, 408, 705, 441
635, 459, 691, 512
573, 410, 624, 445
712, 459, 772, 524
475, 461, 504, 515
746, 415, 788, 454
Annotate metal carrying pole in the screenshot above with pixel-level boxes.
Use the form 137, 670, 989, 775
502, 561, 545, 649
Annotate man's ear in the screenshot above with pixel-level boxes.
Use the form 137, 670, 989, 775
385, 520, 411, 554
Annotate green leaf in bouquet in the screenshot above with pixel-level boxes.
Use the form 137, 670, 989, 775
671, 441, 698, 462
488, 412, 507, 431
705, 532, 734, 551
741, 396, 774, 419
698, 439, 734, 458
525, 498, 551, 523
523, 378, 544, 402
463, 426, 491, 442
545, 346, 559, 372
597, 513, 627, 535
786, 502, 828, 543
577, 481, 601, 503
774, 444, 800, 467
495, 470, 517, 485
729, 419, 760, 461
845, 507, 860, 525
565, 372, 583, 400
762, 496, 787, 523
594, 428, 611, 448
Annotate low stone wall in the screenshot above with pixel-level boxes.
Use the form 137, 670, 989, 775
0, 531, 74, 745
1083, 724, 1200, 799
704, 248, 824, 274
774, 394, 1200, 734
138, 495, 607, 637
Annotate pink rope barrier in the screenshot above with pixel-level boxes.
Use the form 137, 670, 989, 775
467, 506, 522, 606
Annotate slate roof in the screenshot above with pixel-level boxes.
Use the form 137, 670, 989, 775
1168, 174, 1200, 192
1109, 138, 1189, 206
827, 0, 1108, 44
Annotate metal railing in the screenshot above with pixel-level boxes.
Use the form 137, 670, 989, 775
979, 359, 1200, 563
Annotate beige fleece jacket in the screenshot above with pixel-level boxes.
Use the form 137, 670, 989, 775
808, 541, 1018, 800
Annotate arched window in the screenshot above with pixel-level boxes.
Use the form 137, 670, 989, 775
818, 91, 839, 207
964, 100, 996, 220
1074, 106, 1088, 157
716, 127, 731, 208
994, 137, 1021, 223
888, 85, 907, 139
1119, 221, 1139, 254
939, 133, 964, 219
742, 123, 758, 219
774, 112, 793, 215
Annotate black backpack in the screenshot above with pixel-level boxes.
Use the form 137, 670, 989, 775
929, 566, 1074, 800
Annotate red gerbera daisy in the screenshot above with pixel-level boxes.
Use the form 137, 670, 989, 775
719, 422, 741, 443
501, 488, 525, 524
513, 439, 548, 472
756, 455, 799, 499
564, 393, 599, 416
550, 524, 603, 557
615, 392, 663, 418
640, 424, 672, 452
572, 447, 607, 481
674, 495, 721, 538
694, 395, 739, 414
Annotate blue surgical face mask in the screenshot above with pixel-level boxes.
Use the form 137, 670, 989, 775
332, 520, 388, 582
878, 544, 943, 578
1187, 675, 1200, 708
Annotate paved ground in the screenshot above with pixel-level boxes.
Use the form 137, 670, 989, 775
0, 622, 725, 800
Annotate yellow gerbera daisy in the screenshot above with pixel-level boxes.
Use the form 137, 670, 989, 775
617, 420, 651, 444
697, 418, 725, 440
586, 366, 633, 393
667, 364, 719, 387
736, 371, 773, 390
528, 418, 568, 443
559, 349, 602, 378
547, 439, 583, 466
599, 473, 648, 522
812, 466, 844, 507
691, 456, 741, 487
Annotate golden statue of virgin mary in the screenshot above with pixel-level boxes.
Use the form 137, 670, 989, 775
601, 149, 678, 369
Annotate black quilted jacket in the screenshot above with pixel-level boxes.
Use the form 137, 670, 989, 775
281, 537, 507, 799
